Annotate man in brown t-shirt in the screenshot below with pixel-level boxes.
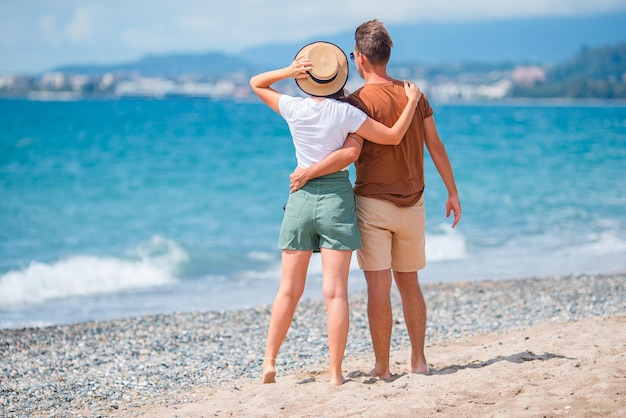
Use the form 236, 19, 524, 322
290, 20, 461, 379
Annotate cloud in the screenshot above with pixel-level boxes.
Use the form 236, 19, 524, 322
130, 0, 626, 53
2, 0, 626, 73
121, 27, 165, 50
65, 8, 94, 42
178, 15, 214, 32
38, 15, 63, 46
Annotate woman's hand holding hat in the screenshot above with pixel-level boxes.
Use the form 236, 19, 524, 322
294, 41, 348, 97
288, 56, 313, 80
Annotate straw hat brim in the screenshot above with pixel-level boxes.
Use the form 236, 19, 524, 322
294, 41, 349, 97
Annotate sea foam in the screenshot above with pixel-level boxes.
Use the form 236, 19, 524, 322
425, 225, 467, 262
0, 236, 187, 307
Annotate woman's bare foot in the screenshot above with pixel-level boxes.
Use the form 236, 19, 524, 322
262, 358, 276, 383
328, 364, 346, 386
368, 367, 391, 380
329, 374, 346, 386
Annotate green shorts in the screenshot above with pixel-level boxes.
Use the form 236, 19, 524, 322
279, 171, 361, 251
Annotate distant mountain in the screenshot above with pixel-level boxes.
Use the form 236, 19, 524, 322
52, 11, 626, 77
388, 12, 626, 64
243, 12, 626, 68
55, 52, 254, 78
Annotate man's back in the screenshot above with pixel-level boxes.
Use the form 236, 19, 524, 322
352, 79, 433, 207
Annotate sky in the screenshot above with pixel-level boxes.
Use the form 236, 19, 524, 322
1, 0, 626, 74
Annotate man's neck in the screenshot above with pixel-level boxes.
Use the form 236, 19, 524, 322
363, 66, 393, 84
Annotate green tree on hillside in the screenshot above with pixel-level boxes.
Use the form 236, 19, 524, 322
510, 42, 626, 99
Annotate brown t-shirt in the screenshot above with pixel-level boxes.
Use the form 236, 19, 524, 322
351, 80, 434, 207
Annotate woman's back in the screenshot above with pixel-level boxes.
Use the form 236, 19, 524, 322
278, 96, 366, 169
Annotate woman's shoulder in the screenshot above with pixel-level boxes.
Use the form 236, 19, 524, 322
279, 93, 299, 102
279, 94, 307, 109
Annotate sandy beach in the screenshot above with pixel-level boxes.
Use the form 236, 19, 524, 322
1, 273, 625, 417
131, 315, 626, 418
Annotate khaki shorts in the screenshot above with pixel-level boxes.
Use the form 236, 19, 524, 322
356, 195, 425, 272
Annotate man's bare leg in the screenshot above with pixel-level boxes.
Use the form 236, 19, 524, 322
320, 248, 352, 386
393, 270, 430, 375
262, 250, 311, 383
365, 269, 393, 379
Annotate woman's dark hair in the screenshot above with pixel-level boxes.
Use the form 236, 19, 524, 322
329, 89, 371, 117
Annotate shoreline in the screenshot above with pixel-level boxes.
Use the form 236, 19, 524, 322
1, 272, 624, 416
2, 95, 626, 107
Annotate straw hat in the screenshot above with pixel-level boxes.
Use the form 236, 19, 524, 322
294, 41, 349, 97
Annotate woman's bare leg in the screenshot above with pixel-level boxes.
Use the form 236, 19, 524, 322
320, 248, 352, 386
262, 249, 312, 383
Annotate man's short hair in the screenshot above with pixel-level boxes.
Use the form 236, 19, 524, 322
354, 19, 393, 65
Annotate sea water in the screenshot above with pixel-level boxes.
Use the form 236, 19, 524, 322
1, 98, 625, 328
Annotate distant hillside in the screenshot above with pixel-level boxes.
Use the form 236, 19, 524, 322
389, 12, 626, 64
55, 52, 254, 79
243, 11, 626, 68
52, 12, 626, 77
510, 42, 626, 99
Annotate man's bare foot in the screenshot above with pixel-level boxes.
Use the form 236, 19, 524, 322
262, 358, 276, 383
409, 358, 431, 375
409, 366, 431, 375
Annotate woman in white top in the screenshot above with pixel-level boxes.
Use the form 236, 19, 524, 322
250, 41, 420, 386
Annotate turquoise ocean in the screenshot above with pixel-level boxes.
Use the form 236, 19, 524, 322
1, 97, 625, 329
